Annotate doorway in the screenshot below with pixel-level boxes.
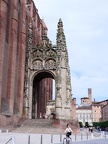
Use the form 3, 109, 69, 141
32, 71, 55, 119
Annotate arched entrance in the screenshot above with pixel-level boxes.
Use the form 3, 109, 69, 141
32, 72, 55, 119
24, 19, 72, 120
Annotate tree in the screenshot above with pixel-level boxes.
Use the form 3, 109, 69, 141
85, 122, 89, 127
79, 122, 83, 128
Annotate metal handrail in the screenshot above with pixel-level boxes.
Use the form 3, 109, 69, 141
5, 138, 12, 144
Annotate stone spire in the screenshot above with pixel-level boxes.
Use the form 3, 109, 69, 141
56, 18, 67, 51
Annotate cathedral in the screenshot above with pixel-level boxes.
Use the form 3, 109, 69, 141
0, 0, 73, 128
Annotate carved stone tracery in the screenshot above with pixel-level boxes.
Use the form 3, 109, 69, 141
45, 49, 56, 58
32, 59, 43, 69
25, 18, 72, 120
45, 59, 56, 69
32, 50, 43, 58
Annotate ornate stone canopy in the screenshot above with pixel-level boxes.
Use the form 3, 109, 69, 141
24, 19, 72, 120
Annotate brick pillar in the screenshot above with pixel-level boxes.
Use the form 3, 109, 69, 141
49, 78, 53, 100
38, 80, 42, 118
44, 79, 46, 114
41, 79, 45, 117
6, 0, 19, 114
71, 98, 76, 119
44, 79, 47, 114
16, 0, 27, 115
46, 78, 53, 100
0, 0, 9, 113
47, 78, 50, 100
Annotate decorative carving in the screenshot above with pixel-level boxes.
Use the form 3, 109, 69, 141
45, 49, 56, 58
56, 69, 61, 84
56, 86, 62, 98
66, 97, 70, 105
32, 50, 43, 58
56, 18, 67, 51
27, 24, 33, 50
33, 60, 43, 69
56, 55, 61, 68
24, 23, 33, 112
44, 59, 56, 69
24, 18, 72, 119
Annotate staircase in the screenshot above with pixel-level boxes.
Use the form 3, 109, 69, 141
13, 119, 64, 134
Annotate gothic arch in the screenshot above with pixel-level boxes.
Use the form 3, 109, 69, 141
31, 71, 55, 119
24, 18, 72, 120
31, 70, 55, 83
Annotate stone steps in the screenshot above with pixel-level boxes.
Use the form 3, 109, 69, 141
22, 119, 53, 127
12, 119, 64, 134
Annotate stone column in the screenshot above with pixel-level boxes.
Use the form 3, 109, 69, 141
55, 85, 62, 119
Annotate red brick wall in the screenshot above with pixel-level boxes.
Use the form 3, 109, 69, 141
0, 0, 9, 113
71, 98, 76, 119
0, 0, 46, 127
7, 0, 19, 115
16, 0, 27, 115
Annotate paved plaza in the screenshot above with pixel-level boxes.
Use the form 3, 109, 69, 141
0, 132, 108, 144
72, 138, 108, 144
56, 138, 108, 144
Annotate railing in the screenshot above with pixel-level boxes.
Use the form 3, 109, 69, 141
5, 138, 12, 144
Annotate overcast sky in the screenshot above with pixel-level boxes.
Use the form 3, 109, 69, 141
34, 0, 108, 105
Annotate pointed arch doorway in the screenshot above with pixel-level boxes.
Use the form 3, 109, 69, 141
32, 71, 55, 119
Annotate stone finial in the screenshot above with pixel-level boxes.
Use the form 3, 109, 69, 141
56, 18, 67, 51
58, 18, 63, 28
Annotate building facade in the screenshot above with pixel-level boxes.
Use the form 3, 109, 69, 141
91, 99, 108, 122
0, 0, 73, 128
102, 102, 108, 121
92, 101, 102, 122
76, 106, 92, 126
76, 88, 108, 125
76, 88, 92, 126
100, 100, 108, 121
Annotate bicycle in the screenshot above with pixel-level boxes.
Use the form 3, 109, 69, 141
63, 135, 72, 144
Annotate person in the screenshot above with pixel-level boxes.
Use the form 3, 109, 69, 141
65, 124, 73, 137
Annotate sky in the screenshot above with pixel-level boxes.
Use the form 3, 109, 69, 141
34, 0, 108, 105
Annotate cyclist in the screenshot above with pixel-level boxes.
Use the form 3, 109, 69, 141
65, 124, 73, 137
